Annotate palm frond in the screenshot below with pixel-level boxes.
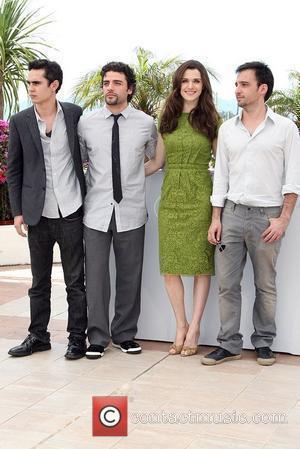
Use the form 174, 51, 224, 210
72, 47, 220, 118
0, 0, 53, 118
268, 70, 300, 128
72, 47, 182, 118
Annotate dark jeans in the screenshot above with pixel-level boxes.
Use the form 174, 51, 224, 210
27, 211, 87, 342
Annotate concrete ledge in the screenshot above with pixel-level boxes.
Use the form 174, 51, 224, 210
0, 225, 61, 266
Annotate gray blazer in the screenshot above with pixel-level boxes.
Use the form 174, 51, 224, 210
7, 102, 86, 226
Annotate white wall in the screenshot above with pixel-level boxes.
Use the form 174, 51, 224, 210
1, 172, 299, 354
130, 172, 300, 355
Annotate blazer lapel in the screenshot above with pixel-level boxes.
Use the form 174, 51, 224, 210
61, 103, 75, 154
26, 107, 44, 156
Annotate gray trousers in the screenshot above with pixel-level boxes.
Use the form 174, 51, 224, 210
216, 200, 282, 354
84, 213, 145, 347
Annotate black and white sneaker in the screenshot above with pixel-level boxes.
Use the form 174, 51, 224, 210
112, 340, 142, 354
85, 344, 105, 359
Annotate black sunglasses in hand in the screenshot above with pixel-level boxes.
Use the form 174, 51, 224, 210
217, 242, 226, 252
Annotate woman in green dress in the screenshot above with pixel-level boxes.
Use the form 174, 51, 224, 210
145, 60, 220, 356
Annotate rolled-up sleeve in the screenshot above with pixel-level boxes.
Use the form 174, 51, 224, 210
210, 124, 229, 207
282, 122, 300, 196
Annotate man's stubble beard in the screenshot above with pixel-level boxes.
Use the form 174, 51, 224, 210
105, 95, 119, 105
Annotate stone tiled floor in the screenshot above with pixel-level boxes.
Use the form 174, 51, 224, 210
0, 265, 300, 449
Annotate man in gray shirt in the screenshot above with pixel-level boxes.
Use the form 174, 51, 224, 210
79, 61, 157, 358
7, 60, 87, 360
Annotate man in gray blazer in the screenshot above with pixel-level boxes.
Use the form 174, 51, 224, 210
7, 59, 87, 359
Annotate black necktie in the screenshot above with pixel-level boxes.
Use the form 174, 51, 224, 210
111, 114, 123, 203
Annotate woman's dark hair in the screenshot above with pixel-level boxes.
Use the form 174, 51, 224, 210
159, 60, 219, 140
236, 61, 274, 102
101, 61, 136, 102
28, 59, 63, 93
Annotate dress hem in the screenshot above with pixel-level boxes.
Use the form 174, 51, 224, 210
160, 272, 215, 276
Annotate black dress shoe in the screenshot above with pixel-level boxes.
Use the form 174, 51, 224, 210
64, 338, 86, 360
8, 335, 51, 357
201, 347, 241, 365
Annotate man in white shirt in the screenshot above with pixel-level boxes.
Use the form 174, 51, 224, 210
78, 62, 157, 359
202, 61, 300, 366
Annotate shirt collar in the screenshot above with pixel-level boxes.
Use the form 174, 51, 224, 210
265, 106, 276, 123
34, 100, 62, 122
103, 104, 131, 120
235, 105, 275, 125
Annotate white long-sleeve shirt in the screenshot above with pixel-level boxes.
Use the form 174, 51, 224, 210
211, 107, 300, 207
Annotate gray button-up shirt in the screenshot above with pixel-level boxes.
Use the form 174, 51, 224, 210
78, 105, 157, 232
35, 102, 82, 218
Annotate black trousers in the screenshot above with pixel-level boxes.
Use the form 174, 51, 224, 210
84, 212, 145, 347
27, 211, 87, 342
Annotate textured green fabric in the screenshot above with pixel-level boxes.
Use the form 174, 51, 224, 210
158, 113, 215, 275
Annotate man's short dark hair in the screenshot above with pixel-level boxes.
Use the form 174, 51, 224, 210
101, 61, 136, 102
236, 61, 274, 101
28, 59, 63, 93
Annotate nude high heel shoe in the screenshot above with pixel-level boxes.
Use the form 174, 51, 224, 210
169, 343, 184, 355
169, 322, 189, 355
180, 345, 198, 357
180, 331, 200, 357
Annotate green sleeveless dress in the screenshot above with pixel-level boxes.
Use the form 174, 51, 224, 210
158, 113, 215, 275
